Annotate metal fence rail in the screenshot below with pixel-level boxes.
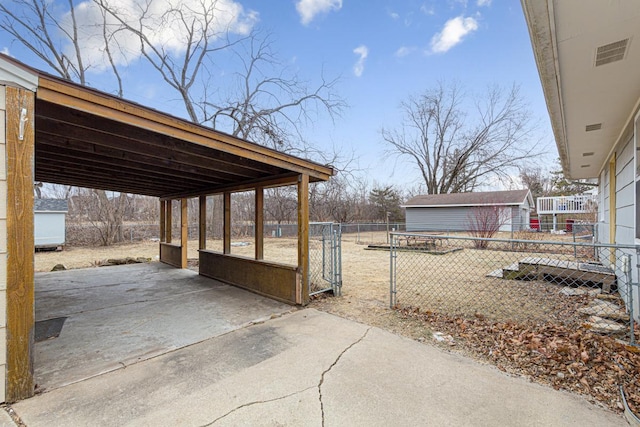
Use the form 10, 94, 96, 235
309, 223, 342, 296
390, 232, 638, 345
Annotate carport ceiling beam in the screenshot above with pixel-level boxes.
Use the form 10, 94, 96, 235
159, 174, 301, 200
35, 113, 275, 179
35, 83, 334, 181
36, 145, 226, 187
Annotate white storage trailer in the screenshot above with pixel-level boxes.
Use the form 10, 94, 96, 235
34, 199, 68, 249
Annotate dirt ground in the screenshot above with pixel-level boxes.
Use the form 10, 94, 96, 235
35, 232, 639, 415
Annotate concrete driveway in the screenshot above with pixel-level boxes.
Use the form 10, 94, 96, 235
12, 308, 625, 426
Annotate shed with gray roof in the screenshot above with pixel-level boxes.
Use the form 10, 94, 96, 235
403, 190, 534, 233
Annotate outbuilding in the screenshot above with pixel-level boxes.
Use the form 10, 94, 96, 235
403, 189, 534, 232
34, 198, 68, 249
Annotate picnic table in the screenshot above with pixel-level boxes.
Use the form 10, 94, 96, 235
402, 234, 445, 249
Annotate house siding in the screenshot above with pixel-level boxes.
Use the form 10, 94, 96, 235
615, 137, 635, 245
599, 128, 639, 321
406, 206, 473, 232
511, 206, 526, 230
406, 204, 526, 232
0, 85, 7, 403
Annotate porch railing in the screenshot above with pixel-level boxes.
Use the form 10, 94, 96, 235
536, 195, 597, 215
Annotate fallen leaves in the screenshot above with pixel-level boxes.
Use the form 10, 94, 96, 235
398, 306, 640, 414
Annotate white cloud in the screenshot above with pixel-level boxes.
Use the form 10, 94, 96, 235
430, 16, 478, 54
352, 45, 368, 77
1, 47, 9, 56
477, 0, 492, 6
59, 0, 258, 72
389, 11, 399, 20
395, 46, 415, 58
296, 0, 342, 25
420, 5, 435, 16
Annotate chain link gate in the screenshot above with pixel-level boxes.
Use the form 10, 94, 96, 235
309, 222, 342, 296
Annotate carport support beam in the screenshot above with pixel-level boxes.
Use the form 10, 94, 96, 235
166, 200, 172, 244
223, 192, 231, 254
160, 200, 166, 243
297, 174, 310, 305
181, 198, 188, 268
199, 196, 206, 250
255, 187, 264, 260
5, 86, 35, 401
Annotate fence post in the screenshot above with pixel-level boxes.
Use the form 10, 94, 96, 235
632, 248, 640, 346
389, 233, 397, 309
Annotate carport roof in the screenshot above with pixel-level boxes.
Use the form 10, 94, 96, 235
0, 54, 333, 199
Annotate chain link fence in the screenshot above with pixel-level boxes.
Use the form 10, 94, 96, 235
340, 223, 406, 245
390, 232, 639, 345
309, 223, 342, 296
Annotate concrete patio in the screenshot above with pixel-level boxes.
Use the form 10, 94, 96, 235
7, 263, 626, 426
33, 262, 293, 391
12, 308, 625, 426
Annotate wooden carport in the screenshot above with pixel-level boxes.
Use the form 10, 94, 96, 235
0, 54, 332, 402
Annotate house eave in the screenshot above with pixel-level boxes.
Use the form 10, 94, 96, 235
521, 0, 571, 178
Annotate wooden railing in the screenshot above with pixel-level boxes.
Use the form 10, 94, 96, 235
536, 195, 597, 215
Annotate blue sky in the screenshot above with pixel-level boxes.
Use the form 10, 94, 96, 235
0, 0, 556, 190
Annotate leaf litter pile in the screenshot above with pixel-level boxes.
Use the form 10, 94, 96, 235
397, 306, 640, 414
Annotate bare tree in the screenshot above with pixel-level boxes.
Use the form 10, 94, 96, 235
5, 0, 349, 244
466, 204, 509, 249
0, 0, 126, 89
519, 166, 552, 200
265, 187, 297, 224
309, 177, 357, 223
70, 189, 129, 246
381, 82, 538, 195
205, 32, 346, 154
97, 0, 252, 122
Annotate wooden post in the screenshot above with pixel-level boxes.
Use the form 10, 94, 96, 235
297, 174, 310, 305
609, 155, 616, 266
160, 200, 166, 243
609, 155, 616, 244
223, 192, 231, 254
199, 196, 207, 251
6, 86, 35, 401
181, 198, 188, 268
166, 200, 172, 244
255, 187, 264, 260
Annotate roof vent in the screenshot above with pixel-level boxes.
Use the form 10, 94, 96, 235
595, 39, 628, 66
585, 123, 602, 132
581, 164, 590, 168
582, 152, 594, 157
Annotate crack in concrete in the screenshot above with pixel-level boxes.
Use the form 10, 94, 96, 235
202, 386, 316, 426
318, 327, 371, 427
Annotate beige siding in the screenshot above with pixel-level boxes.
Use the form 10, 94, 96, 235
0, 85, 6, 403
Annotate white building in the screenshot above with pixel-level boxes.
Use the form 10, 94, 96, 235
404, 190, 534, 233
34, 199, 68, 249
